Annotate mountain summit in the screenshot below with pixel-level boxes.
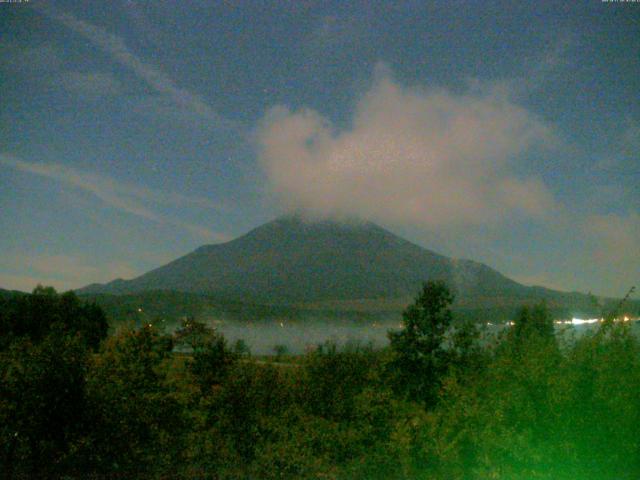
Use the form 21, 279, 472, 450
78, 216, 567, 307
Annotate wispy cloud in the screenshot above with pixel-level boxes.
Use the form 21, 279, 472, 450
1, 41, 124, 101
58, 71, 124, 98
0, 154, 227, 241
32, 4, 226, 124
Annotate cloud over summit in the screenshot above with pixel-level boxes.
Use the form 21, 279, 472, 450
258, 69, 556, 227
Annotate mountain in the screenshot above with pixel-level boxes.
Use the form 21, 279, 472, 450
78, 216, 598, 314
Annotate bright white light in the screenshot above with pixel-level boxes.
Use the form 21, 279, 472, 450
571, 318, 600, 325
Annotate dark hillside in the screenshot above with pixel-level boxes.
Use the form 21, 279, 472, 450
78, 216, 624, 317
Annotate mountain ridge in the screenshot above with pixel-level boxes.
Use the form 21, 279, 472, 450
77, 216, 596, 312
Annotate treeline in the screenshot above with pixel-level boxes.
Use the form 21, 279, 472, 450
1, 283, 639, 479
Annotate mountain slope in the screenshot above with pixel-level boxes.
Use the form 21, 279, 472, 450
78, 216, 541, 306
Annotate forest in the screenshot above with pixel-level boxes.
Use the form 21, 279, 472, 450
1, 283, 639, 479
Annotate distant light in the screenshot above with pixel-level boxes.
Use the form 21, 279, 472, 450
137, 308, 143, 313
571, 318, 599, 325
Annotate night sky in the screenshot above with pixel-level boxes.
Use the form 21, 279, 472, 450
1, 0, 638, 297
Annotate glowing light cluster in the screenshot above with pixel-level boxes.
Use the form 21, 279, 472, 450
571, 318, 601, 325
483, 317, 639, 328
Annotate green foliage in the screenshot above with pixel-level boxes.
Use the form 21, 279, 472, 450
233, 338, 251, 357
84, 324, 185, 475
174, 317, 236, 390
3, 285, 640, 478
301, 341, 376, 422
447, 319, 487, 376
399, 321, 640, 479
0, 287, 109, 478
273, 343, 289, 360
388, 280, 455, 405
512, 303, 555, 345
0, 332, 89, 478
210, 362, 288, 463
0, 286, 108, 350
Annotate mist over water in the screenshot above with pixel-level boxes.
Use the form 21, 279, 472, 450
215, 318, 402, 355
161, 315, 640, 356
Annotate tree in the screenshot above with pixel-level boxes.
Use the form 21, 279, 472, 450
388, 280, 454, 406
0, 286, 108, 351
0, 287, 112, 478
302, 341, 375, 421
233, 339, 251, 357
448, 318, 487, 377
512, 303, 555, 347
1, 329, 89, 478
174, 317, 235, 390
84, 325, 184, 476
272, 344, 289, 361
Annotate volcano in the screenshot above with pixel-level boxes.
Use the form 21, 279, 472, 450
78, 216, 596, 314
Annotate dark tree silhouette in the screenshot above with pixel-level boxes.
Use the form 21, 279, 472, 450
513, 303, 555, 345
388, 280, 454, 406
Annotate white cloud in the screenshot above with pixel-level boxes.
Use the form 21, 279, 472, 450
258, 67, 556, 227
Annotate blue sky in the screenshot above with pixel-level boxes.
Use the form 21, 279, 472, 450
0, 0, 638, 297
